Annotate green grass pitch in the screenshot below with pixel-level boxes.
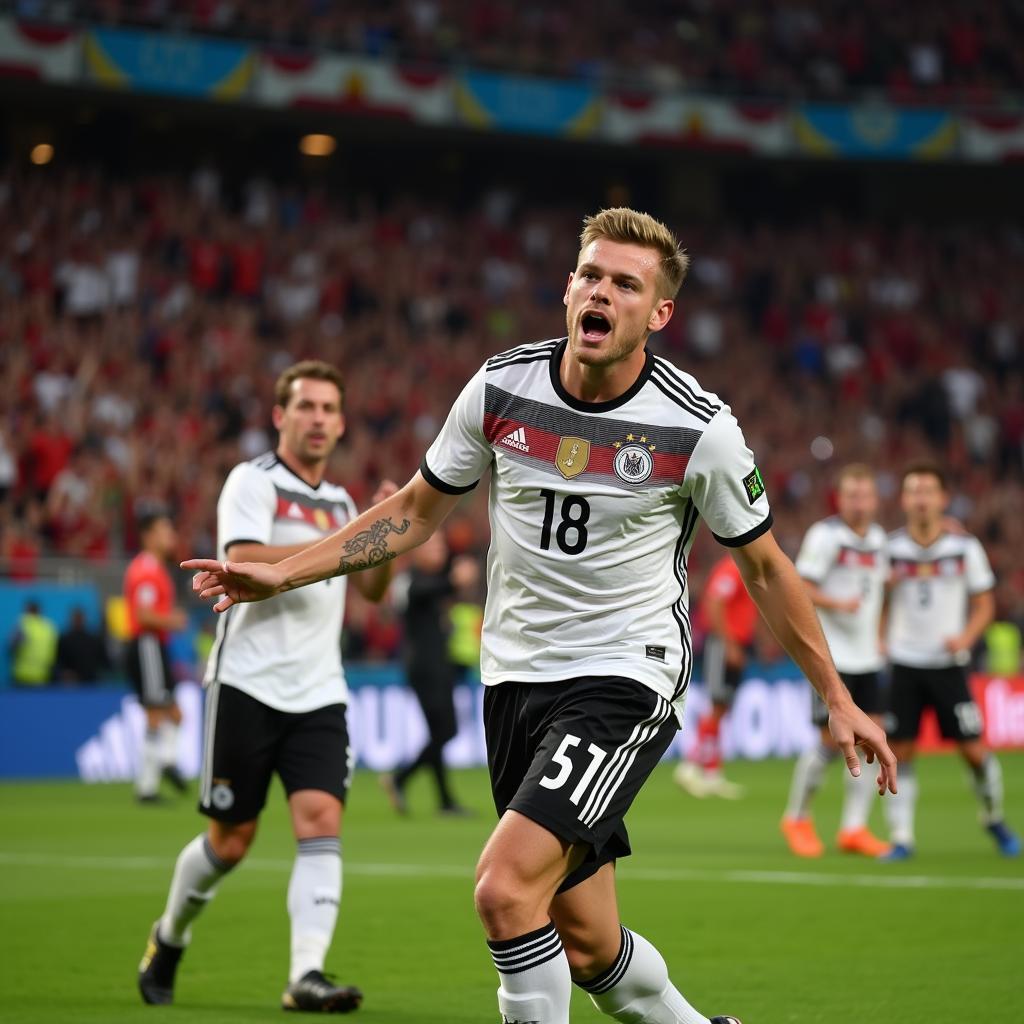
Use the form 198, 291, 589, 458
2, 753, 1022, 1023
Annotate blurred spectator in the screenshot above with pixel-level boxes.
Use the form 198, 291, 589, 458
9, 599, 58, 686
0, 162, 1022, 656
55, 606, 112, 684
39, 0, 1024, 101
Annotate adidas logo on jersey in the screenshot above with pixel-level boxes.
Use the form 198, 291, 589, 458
499, 427, 530, 453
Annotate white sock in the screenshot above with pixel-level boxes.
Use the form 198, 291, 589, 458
580, 926, 710, 1024
159, 834, 233, 946
288, 836, 342, 983
839, 756, 876, 831
137, 728, 162, 797
884, 764, 917, 846
488, 921, 571, 1024
784, 744, 835, 819
157, 720, 179, 769
970, 755, 1004, 825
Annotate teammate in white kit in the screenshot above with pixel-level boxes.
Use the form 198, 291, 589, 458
185, 209, 896, 1024
138, 361, 397, 1012
881, 461, 1019, 861
781, 464, 891, 858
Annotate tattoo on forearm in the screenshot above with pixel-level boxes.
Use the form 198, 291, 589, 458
336, 516, 411, 574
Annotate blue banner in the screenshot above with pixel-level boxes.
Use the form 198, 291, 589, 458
0, 662, 818, 780
84, 27, 253, 98
455, 70, 601, 137
794, 103, 957, 159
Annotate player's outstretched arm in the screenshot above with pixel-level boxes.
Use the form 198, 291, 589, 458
183, 471, 460, 613
731, 530, 898, 795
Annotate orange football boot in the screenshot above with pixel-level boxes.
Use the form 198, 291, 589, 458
836, 826, 891, 857
780, 816, 825, 857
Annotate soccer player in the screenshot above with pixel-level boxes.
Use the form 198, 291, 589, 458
881, 462, 1020, 860
185, 209, 896, 1024
781, 464, 891, 857
674, 555, 756, 799
138, 361, 397, 1012
124, 511, 188, 803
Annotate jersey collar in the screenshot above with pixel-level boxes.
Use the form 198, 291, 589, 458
274, 452, 323, 491
549, 337, 655, 413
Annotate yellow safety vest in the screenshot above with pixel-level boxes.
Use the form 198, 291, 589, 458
985, 622, 1022, 676
448, 602, 483, 669
12, 613, 58, 685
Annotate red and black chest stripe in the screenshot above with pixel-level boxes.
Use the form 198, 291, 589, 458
483, 384, 702, 489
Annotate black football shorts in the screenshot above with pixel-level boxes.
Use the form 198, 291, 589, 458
888, 663, 983, 742
484, 675, 678, 892
811, 670, 885, 728
198, 681, 353, 823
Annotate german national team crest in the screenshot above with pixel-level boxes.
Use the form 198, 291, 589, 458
612, 433, 655, 484
556, 437, 590, 479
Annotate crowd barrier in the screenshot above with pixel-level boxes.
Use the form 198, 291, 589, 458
1, 665, 1021, 781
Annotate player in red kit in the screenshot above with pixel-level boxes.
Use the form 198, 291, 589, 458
675, 556, 757, 799
124, 511, 189, 803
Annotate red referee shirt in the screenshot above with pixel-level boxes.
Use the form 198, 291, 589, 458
124, 551, 174, 642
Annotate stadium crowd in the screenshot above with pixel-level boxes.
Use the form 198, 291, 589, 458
1, 164, 1022, 642
9, 0, 1024, 102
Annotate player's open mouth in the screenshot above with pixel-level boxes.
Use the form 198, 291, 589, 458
581, 311, 612, 341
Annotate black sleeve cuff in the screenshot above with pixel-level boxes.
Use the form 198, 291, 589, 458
224, 538, 266, 553
419, 458, 479, 495
713, 512, 774, 548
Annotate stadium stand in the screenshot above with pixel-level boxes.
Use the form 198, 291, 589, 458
10, 0, 1024, 100
0, 164, 1022, 640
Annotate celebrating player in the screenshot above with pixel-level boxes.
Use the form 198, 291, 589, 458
124, 511, 189, 803
781, 464, 891, 857
138, 361, 397, 1011
674, 555, 756, 799
184, 209, 896, 1024
881, 462, 1019, 860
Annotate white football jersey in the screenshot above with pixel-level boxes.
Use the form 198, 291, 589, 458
205, 452, 358, 712
795, 517, 888, 674
422, 338, 772, 719
886, 528, 995, 668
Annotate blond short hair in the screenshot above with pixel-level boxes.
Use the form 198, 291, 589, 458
274, 360, 345, 409
579, 207, 689, 298
837, 463, 876, 488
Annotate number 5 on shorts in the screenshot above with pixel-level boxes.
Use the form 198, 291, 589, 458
539, 733, 608, 806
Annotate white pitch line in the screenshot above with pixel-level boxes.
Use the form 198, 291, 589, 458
0, 851, 1021, 893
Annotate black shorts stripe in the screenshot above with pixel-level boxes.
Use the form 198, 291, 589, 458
200, 680, 221, 806
138, 635, 161, 704
579, 699, 673, 827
